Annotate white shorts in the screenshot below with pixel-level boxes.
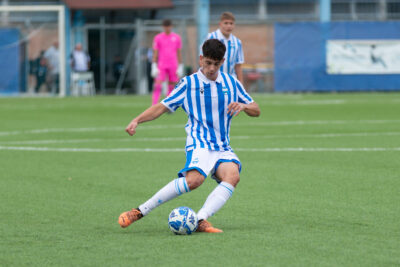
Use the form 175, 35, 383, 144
178, 148, 242, 181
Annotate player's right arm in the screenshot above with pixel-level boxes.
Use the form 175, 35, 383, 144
129, 77, 187, 136
125, 103, 168, 136
151, 35, 160, 77
152, 49, 158, 63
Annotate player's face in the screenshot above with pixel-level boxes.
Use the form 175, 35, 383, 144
200, 55, 224, 81
163, 25, 172, 34
219, 19, 235, 37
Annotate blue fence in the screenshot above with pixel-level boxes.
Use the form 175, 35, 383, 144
274, 22, 400, 92
0, 29, 20, 95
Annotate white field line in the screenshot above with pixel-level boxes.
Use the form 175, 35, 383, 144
1, 131, 400, 145
0, 137, 186, 145
0, 146, 400, 153
0, 102, 150, 110
1, 119, 400, 137
245, 119, 400, 127
258, 99, 400, 106
265, 99, 346, 105
0, 146, 183, 152
235, 147, 400, 152
0, 124, 183, 136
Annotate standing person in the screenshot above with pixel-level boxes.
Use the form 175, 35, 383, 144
119, 39, 260, 233
146, 47, 154, 93
112, 54, 124, 85
205, 12, 244, 84
151, 19, 184, 105
71, 43, 90, 72
44, 41, 59, 94
34, 51, 48, 93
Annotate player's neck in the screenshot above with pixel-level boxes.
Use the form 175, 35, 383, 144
219, 29, 231, 39
200, 68, 218, 81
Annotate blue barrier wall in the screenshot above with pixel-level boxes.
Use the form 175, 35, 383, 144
274, 22, 400, 92
0, 29, 20, 95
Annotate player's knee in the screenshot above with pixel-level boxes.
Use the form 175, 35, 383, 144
221, 173, 240, 187
185, 171, 205, 190
230, 174, 240, 187
186, 177, 204, 190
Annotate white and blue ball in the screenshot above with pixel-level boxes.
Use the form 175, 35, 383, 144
168, 206, 198, 235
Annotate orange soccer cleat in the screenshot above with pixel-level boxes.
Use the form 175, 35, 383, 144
196, 219, 223, 233
118, 208, 143, 228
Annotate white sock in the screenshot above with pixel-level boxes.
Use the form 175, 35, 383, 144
197, 181, 234, 221
138, 177, 190, 216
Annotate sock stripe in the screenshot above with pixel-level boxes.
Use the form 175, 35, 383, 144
175, 179, 182, 195
182, 178, 190, 192
220, 183, 234, 197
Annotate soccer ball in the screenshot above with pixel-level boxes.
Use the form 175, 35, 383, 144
168, 206, 198, 235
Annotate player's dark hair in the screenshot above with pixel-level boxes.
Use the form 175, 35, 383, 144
202, 39, 226, 61
162, 19, 172, 26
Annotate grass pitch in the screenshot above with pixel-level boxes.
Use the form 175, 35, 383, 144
1, 93, 399, 266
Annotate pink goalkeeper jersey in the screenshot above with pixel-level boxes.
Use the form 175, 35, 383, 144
153, 32, 182, 69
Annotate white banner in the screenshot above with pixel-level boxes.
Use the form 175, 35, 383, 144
326, 40, 400, 74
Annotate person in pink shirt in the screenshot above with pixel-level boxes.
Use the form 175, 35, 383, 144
151, 19, 184, 105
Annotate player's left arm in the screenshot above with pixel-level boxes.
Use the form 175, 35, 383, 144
235, 39, 245, 84
234, 64, 243, 84
227, 77, 260, 117
227, 101, 260, 117
177, 49, 182, 64
176, 49, 184, 77
176, 35, 184, 77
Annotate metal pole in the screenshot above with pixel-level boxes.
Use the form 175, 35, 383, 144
116, 24, 137, 94
319, 0, 331, 22
378, 0, 387, 21
350, 0, 357, 20
73, 10, 85, 45
135, 19, 145, 95
63, 4, 71, 96
1, 0, 9, 26
180, 19, 187, 67
100, 16, 106, 94
258, 0, 267, 20
196, 0, 209, 60
59, 6, 66, 97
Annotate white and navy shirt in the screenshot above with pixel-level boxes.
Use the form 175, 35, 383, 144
71, 50, 90, 72
161, 69, 253, 152
205, 29, 244, 77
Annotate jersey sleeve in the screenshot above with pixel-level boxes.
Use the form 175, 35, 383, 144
161, 78, 187, 112
177, 34, 182, 50
236, 39, 245, 64
236, 79, 253, 104
152, 35, 159, 51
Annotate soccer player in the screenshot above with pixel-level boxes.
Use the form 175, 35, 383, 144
119, 39, 260, 233
151, 19, 184, 105
205, 12, 244, 84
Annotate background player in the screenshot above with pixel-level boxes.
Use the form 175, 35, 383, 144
205, 11, 244, 84
119, 39, 260, 233
151, 19, 184, 105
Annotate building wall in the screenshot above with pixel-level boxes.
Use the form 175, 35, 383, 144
274, 21, 400, 91
185, 23, 274, 71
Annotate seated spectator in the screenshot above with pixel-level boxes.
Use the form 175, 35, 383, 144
71, 43, 90, 72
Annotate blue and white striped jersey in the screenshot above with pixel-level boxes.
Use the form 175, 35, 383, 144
206, 29, 244, 77
161, 69, 253, 152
